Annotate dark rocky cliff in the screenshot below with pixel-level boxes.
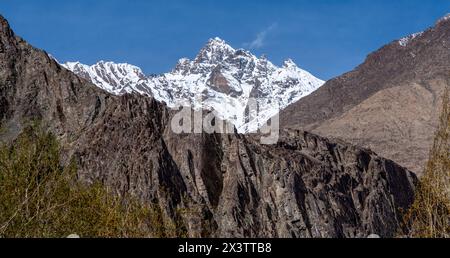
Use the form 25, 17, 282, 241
0, 15, 417, 237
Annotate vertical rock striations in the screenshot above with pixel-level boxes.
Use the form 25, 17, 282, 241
0, 15, 416, 237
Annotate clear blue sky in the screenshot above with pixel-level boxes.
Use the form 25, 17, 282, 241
0, 0, 449, 79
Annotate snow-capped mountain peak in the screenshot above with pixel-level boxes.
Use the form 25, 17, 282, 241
282, 58, 297, 68
63, 61, 146, 95
63, 38, 325, 133
194, 37, 235, 64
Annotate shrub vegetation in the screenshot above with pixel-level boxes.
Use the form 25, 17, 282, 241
403, 88, 450, 238
0, 124, 178, 238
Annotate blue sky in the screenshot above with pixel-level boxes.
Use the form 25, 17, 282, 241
0, 0, 449, 80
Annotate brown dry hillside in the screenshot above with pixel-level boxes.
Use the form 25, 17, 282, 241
281, 15, 450, 175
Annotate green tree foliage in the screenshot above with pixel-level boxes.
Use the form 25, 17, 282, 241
404, 88, 450, 238
0, 125, 178, 238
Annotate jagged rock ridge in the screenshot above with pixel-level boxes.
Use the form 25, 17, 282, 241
0, 15, 416, 237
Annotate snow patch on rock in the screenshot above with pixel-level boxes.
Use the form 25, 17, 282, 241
398, 32, 424, 47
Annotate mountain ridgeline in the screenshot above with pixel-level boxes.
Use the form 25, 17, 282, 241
281, 14, 450, 175
0, 15, 420, 237
62, 16, 450, 177
62, 37, 324, 133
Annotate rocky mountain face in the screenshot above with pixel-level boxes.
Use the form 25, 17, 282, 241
62, 37, 324, 133
281, 14, 450, 175
0, 15, 417, 237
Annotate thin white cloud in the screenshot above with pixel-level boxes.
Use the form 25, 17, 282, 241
244, 23, 278, 49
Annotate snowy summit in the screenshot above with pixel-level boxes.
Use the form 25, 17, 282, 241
63, 38, 325, 133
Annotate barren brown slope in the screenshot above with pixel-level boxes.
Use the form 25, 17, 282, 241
0, 15, 417, 237
281, 15, 450, 175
